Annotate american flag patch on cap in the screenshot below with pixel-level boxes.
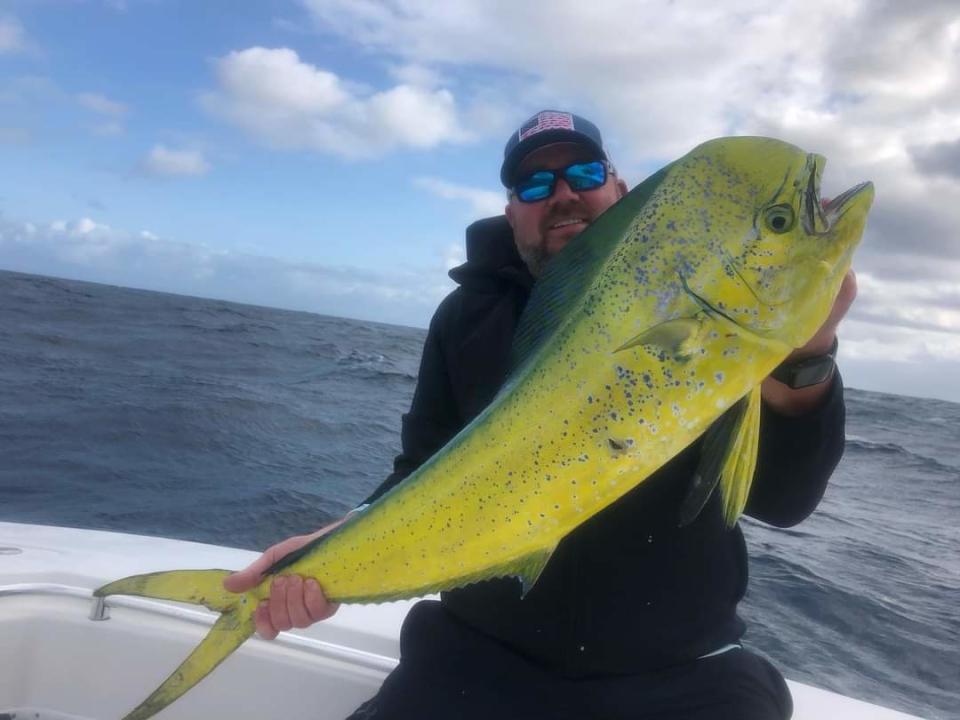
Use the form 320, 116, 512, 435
519, 111, 575, 142
501, 109, 604, 186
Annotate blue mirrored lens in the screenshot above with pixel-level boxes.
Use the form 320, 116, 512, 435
567, 161, 606, 190
516, 170, 555, 202
513, 161, 607, 203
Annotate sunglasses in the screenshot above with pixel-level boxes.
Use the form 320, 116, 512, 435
512, 160, 609, 203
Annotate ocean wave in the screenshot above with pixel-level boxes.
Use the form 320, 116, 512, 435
346, 366, 419, 382
213, 322, 279, 335
845, 436, 959, 474
333, 349, 418, 381
3, 269, 958, 719
24, 275, 96, 299
845, 435, 908, 453
337, 349, 387, 365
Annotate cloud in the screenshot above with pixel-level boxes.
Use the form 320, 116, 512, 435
290, 0, 960, 399
93, 121, 125, 137
77, 93, 129, 136
0, 15, 25, 54
0, 212, 453, 328
298, 0, 960, 337
203, 47, 469, 158
387, 63, 448, 89
840, 326, 960, 400
77, 92, 128, 116
910, 139, 960, 180
141, 145, 211, 177
297, 1, 960, 157
442, 242, 465, 272
414, 177, 504, 218
807, 266, 960, 400
850, 271, 960, 338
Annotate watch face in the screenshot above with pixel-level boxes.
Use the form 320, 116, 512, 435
792, 360, 834, 388
771, 336, 838, 389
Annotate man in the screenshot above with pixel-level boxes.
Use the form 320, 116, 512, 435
226, 110, 854, 719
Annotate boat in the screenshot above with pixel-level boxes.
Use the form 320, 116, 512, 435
0, 521, 926, 719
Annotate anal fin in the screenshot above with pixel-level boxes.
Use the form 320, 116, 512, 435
428, 545, 558, 600
514, 545, 556, 597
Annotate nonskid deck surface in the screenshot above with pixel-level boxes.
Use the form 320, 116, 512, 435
0, 522, 927, 720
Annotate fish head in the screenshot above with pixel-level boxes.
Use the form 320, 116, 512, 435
683, 137, 874, 349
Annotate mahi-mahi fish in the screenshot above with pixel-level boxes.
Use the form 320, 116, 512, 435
95, 136, 873, 719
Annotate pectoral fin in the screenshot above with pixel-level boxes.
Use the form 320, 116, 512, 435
719, 385, 762, 526
680, 385, 762, 527
615, 317, 704, 361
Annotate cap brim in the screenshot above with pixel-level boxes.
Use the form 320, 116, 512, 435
500, 130, 607, 186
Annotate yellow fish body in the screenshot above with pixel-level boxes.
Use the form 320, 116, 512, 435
95, 136, 873, 719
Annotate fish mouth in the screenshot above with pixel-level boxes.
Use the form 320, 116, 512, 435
822, 181, 874, 223
802, 153, 874, 234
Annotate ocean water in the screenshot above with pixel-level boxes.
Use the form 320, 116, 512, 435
1, 269, 957, 719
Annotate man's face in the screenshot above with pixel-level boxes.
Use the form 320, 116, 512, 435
505, 142, 627, 277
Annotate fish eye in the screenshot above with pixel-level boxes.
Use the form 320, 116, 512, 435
764, 204, 795, 234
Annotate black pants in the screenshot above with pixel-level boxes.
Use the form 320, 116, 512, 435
347, 602, 793, 720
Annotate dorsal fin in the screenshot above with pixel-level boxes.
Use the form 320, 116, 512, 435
506, 164, 672, 378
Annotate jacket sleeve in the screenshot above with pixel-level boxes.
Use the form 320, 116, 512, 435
745, 371, 846, 527
359, 294, 463, 506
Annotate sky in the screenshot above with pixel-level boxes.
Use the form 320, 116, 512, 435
1, 0, 959, 403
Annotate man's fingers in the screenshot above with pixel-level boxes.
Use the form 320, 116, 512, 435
223, 566, 260, 593
285, 576, 313, 629
223, 546, 280, 592
305, 578, 339, 622
252, 576, 340, 641
224, 516, 349, 620
268, 576, 292, 632
255, 604, 278, 640
840, 269, 857, 306
826, 269, 857, 329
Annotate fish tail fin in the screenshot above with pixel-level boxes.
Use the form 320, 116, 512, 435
94, 570, 257, 720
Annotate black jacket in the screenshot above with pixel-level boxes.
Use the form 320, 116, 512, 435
363, 215, 846, 676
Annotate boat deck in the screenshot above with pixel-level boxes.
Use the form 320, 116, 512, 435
0, 522, 925, 719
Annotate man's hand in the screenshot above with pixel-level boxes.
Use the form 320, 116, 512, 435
790, 269, 857, 360
223, 517, 348, 640
761, 269, 857, 416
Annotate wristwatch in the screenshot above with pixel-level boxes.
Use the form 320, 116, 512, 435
770, 337, 838, 389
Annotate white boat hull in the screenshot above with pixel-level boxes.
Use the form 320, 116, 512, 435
0, 522, 925, 720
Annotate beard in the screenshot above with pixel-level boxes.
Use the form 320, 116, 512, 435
517, 241, 552, 279
513, 198, 595, 278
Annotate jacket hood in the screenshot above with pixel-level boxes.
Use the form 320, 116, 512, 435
448, 216, 534, 292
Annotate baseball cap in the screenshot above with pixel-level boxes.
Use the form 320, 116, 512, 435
500, 110, 608, 187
